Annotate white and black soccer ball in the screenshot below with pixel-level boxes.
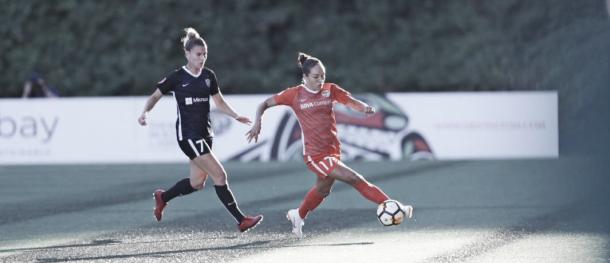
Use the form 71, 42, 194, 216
377, 199, 406, 226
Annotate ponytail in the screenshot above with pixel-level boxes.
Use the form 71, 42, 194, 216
181, 27, 206, 51
297, 52, 323, 76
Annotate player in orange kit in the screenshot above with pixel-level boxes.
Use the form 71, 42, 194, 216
246, 52, 413, 237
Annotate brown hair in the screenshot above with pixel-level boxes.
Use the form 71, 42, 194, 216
297, 52, 323, 76
181, 27, 207, 51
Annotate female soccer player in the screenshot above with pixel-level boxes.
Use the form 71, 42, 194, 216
138, 27, 262, 232
246, 52, 413, 237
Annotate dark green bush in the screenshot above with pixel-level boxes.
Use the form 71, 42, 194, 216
0, 0, 607, 97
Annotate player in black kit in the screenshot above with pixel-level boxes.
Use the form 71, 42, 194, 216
138, 27, 262, 232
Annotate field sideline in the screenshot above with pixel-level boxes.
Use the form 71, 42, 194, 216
1, 159, 609, 262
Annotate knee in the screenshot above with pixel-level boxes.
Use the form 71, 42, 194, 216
190, 175, 206, 190
318, 189, 331, 197
219, 171, 227, 182
213, 171, 228, 185
316, 186, 332, 197
191, 181, 205, 190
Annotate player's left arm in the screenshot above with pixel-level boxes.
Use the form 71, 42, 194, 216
212, 91, 252, 125
344, 95, 376, 115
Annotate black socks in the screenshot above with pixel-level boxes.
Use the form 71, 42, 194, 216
162, 178, 196, 202
214, 184, 245, 223
160, 179, 244, 223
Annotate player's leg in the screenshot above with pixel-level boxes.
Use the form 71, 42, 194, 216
294, 155, 339, 219
328, 161, 389, 204
287, 175, 335, 237
193, 151, 262, 232
329, 161, 414, 220
162, 161, 206, 201
287, 158, 338, 237
189, 160, 208, 190
298, 176, 334, 219
153, 161, 206, 222
154, 137, 212, 219
181, 137, 243, 222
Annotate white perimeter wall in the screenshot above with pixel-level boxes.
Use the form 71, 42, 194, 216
0, 92, 557, 165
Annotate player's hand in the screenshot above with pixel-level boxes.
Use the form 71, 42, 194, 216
235, 115, 252, 125
365, 105, 376, 115
245, 121, 261, 143
138, 112, 148, 126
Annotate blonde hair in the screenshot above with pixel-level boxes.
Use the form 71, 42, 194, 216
181, 27, 206, 51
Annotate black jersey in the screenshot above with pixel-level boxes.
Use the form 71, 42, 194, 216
156, 66, 219, 141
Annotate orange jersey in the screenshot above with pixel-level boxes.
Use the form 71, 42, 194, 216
273, 83, 351, 159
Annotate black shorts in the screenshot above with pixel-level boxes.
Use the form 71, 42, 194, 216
178, 138, 213, 160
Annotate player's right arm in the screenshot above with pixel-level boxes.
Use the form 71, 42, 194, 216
246, 96, 279, 143
138, 88, 163, 126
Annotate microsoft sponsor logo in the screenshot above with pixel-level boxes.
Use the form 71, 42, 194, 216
185, 97, 208, 105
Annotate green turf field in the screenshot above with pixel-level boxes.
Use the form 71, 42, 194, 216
1, 159, 609, 262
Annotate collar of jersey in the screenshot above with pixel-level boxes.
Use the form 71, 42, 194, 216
182, 66, 202, 78
301, 84, 323, 94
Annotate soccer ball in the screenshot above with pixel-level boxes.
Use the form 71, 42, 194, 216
377, 199, 406, 226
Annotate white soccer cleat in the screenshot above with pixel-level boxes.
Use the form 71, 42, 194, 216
401, 203, 414, 219
286, 208, 305, 238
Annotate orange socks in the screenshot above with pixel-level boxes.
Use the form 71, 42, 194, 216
298, 186, 325, 219
298, 181, 389, 219
353, 181, 389, 204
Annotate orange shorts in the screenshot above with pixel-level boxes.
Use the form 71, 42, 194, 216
304, 154, 341, 178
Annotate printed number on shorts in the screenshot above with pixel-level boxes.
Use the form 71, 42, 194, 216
195, 139, 206, 152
